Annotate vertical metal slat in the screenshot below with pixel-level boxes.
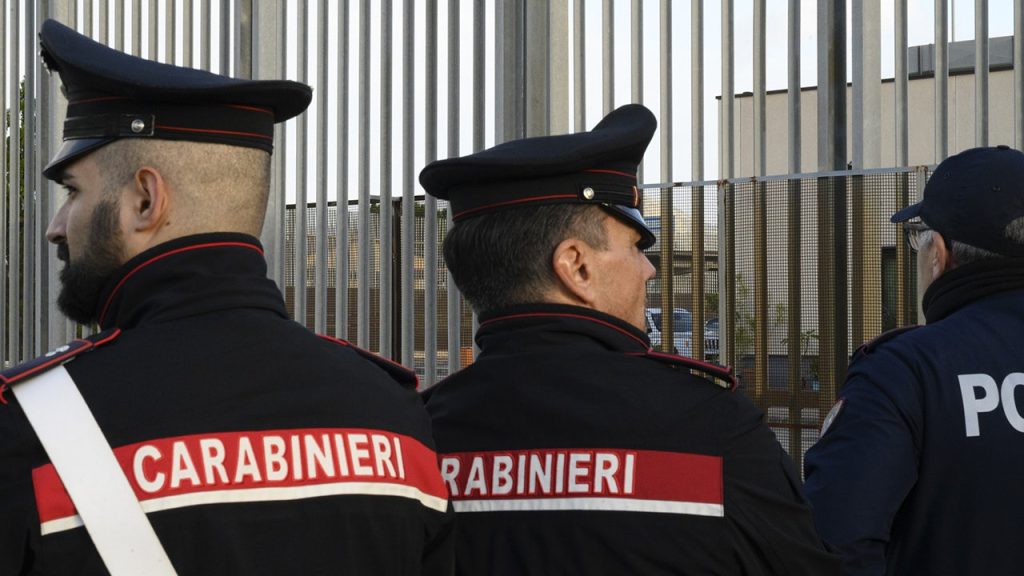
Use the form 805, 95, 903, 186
976, 0, 989, 146
446, 0, 461, 374
896, 0, 908, 167
202, 0, 211, 70
691, 0, 705, 360
295, 0, 309, 326
99, 0, 109, 44
602, 0, 612, 115
8, 0, 22, 361
379, 0, 393, 356
1, 0, 8, 365
132, 0, 142, 56
935, 0, 948, 162
170, 0, 179, 64
1016, 0, 1023, 150
148, 0, 157, 61
400, 0, 414, 365
357, 0, 370, 345
114, 0, 124, 51
183, 0, 193, 67
336, 0, 350, 339
314, 0, 329, 334
424, 0, 438, 385
219, 0, 229, 74
753, 0, 768, 398
573, 0, 584, 131
786, 0, 803, 469
720, 0, 735, 367
658, 0, 673, 352
24, 0, 37, 355
471, 0, 484, 359
632, 0, 642, 182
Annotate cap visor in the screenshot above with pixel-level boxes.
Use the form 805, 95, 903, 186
604, 205, 656, 249
43, 138, 113, 181
890, 202, 923, 223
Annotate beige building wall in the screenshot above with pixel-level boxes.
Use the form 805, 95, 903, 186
731, 69, 1016, 176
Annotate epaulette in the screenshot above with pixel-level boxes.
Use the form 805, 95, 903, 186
851, 325, 921, 364
0, 328, 121, 404
640, 350, 738, 391
319, 335, 420, 390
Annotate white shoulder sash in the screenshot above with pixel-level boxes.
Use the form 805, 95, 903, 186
13, 365, 178, 575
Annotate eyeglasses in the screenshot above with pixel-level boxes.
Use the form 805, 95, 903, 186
904, 221, 932, 252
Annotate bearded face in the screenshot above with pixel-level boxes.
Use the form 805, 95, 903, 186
56, 197, 125, 325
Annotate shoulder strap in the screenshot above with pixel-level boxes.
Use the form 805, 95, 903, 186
641, 350, 738, 390
319, 334, 420, 390
12, 366, 178, 576
851, 325, 922, 363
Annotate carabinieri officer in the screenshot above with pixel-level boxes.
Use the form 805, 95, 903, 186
0, 19, 452, 575
420, 103, 839, 575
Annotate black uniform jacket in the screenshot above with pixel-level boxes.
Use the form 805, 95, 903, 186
805, 259, 1024, 576
0, 233, 453, 575
424, 304, 838, 575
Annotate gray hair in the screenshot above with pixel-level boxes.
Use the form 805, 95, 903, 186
947, 216, 1024, 266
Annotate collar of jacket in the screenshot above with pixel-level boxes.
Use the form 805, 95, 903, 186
95, 232, 289, 330
922, 256, 1024, 324
475, 303, 652, 354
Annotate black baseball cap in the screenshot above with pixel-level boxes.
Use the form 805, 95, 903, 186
891, 145, 1024, 257
419, 104, 658, 249
39, 19, 312, 181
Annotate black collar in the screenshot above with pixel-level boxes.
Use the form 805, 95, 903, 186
922, 257, 1024, 323
476, 303, 652, 354
96, 232, 288, 330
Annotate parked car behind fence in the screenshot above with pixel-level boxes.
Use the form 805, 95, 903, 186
645, 307, 720, 361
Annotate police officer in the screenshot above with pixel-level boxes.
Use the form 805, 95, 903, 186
804, 145, 1024, 575
0, 20, 452, 575
419, 104, 839, 575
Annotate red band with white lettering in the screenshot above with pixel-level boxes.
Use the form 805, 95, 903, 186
33, 427, 449, 535
440, 448, 723, 516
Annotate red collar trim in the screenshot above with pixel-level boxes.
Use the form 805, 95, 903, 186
480, 312, 650, 351
99, 242, 264, 326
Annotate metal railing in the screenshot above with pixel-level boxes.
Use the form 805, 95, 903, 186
2, 1, 1022, 467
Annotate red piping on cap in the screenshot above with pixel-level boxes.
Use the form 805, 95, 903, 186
69, 96, 131, 105
154, 124, 274, 140
585, 168, 636, 179
454, 194, 578, 220
99, 242, 264, 326
225, 104, 274, 116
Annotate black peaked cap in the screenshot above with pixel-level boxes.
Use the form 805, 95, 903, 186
891, 145, 1024, 256
419, 104, 658, 248
39, 18, 312, 181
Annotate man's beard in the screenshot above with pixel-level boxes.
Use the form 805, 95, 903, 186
57, 199, 125, 325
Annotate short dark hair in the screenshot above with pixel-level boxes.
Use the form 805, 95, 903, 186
443, 204, 608, 315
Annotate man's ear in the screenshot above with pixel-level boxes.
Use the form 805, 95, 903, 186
551, 237, 595, 306
931, 231, 952, 277
125, 166, 169, 233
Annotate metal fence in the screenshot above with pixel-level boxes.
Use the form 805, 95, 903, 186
280, 166, 924, 472
2, 0, 1022, 469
